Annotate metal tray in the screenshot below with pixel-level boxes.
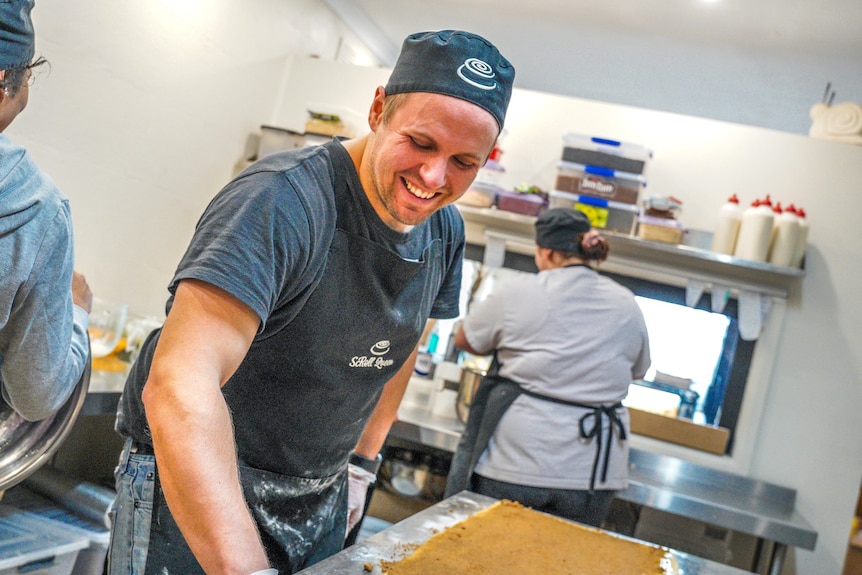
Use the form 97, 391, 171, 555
297, 491, 753, 574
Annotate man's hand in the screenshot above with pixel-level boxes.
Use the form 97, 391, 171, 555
346, 463, 376, 537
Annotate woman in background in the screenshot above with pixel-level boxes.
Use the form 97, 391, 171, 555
446, 208, 650, 526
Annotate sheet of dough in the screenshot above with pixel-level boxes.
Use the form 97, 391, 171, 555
381, 500, 676, 575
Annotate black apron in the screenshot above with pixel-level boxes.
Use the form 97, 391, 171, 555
445, 362, 627, 497
144, 165, 445, 575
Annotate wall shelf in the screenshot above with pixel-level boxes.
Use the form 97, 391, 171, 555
457, 204, 805, 299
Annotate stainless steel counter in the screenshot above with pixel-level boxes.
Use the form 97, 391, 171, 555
390, 402, 817, 575
298, 491, 753, 575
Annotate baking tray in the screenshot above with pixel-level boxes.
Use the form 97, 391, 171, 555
296, 491, 754, 574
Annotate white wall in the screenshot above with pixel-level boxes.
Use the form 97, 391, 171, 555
7, 2, 862, 573
8, 0, 376, 318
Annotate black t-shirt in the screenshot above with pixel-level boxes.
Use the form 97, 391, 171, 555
117, 140, 464, 447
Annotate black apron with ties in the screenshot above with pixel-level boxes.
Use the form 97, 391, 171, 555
445, 359, 627, 498
143, 150, 448, 574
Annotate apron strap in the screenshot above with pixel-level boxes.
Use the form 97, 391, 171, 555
519, 387, 626, 493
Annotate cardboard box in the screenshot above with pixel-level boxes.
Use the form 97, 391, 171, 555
628, 407, 730, 455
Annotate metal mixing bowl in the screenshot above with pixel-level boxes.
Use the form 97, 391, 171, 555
456, 367, 486, 424
0, 357, 91, 492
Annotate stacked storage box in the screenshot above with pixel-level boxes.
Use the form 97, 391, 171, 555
2, 488, 110, 575
550, 133, 652, 234
0, 504, 89, 575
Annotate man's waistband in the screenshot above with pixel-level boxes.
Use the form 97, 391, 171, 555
130, 440, 155, 456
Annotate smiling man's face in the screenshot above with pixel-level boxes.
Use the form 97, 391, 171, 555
363, 90, 499, 232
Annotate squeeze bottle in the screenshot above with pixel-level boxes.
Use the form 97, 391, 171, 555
790, 206, 810, 268
733, 196, 774, 262
710, 194, 743, 254
767, 202, 800, 267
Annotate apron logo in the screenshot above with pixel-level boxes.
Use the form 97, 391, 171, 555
370, 341, 391, 355
349, 340, 395, 370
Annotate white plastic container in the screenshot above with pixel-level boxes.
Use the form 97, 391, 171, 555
0, 504, 88, 575
733, 196, 775, 262
561, 133, 653, 174
548, 190, 639, 234
767, 203, 801, 267
1, 488, 111, 575
555, 161, 646, 205
710, 194, 743, 255
790, 206, 809, 268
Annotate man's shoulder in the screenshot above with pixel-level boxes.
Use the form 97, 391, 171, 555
241, 144, 334, 179
214, 146, 338, 218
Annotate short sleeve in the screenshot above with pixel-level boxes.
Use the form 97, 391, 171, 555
170, 169, 327, 331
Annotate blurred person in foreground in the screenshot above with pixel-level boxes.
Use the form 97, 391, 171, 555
446, 208, 651, 527
107, 30, 514, 575
0, 0, 92, 423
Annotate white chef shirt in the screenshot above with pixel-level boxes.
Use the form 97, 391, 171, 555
463, 265, 650, 490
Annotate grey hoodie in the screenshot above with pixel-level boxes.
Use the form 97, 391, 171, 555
0, 133, 89, 421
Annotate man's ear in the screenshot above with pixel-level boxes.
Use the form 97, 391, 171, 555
367, 86, 386, 132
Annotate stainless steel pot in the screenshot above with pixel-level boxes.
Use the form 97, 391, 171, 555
456, 367, 486, 424
0, 355, 91, 492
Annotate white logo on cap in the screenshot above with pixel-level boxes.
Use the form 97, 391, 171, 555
457, 58, 497, 91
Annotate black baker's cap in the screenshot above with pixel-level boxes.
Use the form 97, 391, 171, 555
0, 0, 35, 70
535, 208, 592, 251
385, 30, 514, 131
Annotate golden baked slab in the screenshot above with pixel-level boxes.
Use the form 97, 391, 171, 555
381, 500, 677, 575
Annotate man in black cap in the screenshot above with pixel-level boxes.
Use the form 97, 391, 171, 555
447, 207, 651, 527
1, 0, 92, 423
108, 30, 514, 575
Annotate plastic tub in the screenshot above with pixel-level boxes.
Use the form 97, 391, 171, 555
555, 161, 646, 205
562, 133, 653, 174
637, 215, 685, 244
2, 488, 110, 575
548, 190, 639, 234
495, 189, 548, 216
0, 504, 88, 575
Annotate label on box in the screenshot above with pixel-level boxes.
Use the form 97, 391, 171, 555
578, 176, 617, 197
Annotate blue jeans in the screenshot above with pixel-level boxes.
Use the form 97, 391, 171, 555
106, 438, 348, 574
106, 438, 155, 575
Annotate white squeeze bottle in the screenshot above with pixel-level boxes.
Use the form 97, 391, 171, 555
711, 194, 743, 254
767, 202, 800, 267
734, 195, 775, 262
790, 206, 810, 268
